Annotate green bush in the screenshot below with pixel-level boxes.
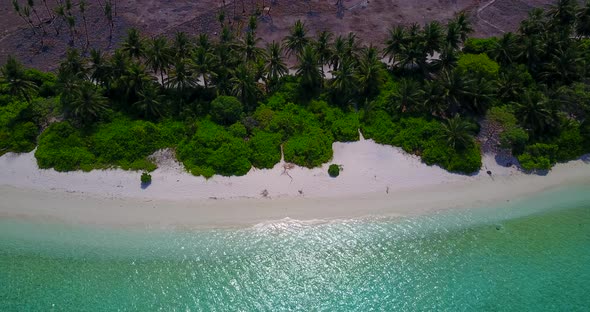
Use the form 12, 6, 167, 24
141, 172, 152, 184
554, 123, 585, 162
518, 143, 558, 171
328, 164, 340, 177
210, 96, 243, 125
177, 119, 252, 177
283, 128, 334, 168
35, 122, 96, 172
249, 130, 282, 169
35, 118, 180, 172
463, 37, 498, 55
457, 53, 500, 81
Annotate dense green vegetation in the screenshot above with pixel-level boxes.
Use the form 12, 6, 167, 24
328, 164, 341, 178
1, 0, 590, 176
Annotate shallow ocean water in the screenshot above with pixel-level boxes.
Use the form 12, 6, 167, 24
1, 185, 589, 311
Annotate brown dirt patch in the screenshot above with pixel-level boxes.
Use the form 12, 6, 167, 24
0, 0, 554, 71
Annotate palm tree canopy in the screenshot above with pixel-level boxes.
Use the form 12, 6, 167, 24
0, 55, 38, 101
284, 20, 309, 57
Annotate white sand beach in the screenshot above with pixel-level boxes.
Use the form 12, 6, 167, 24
0, 137, 589, 228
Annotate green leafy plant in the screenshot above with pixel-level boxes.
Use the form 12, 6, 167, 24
328, 164, 341, 177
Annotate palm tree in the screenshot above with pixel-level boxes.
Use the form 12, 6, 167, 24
121, 28, 145, 60
391, 78, 422, 113
284, 20, 309, 57
519, 8, 547, 36
145, 36, 172, 85
383, 25, 407, 65
295, 45, 322, 92
439, 70, 475, 115
330, 58, 356, 100
440, 115, 474, 150
355, 45, 383, 96
120, 62, 152, 102
68, 81, 108, 124
0, 56, 38, 102
237, 31, 266, 65
540, 47, 583, 85
88, 49, 111, 88
264, 41, 288, 89
514, 90, 556, 136
330, 35, 347, 71
230, 64, 259, 109
422, 80, 447, 116
547, 0, 578, 30
431, 44, 458, 73
173, 32, 192, 59
314, 30, 333, 77
445, 21, 462, 50
491, 32, 519, 65
422, 21, 444, 57
135, 83, 164, 119
166, 58, 195, 92
452, 11, 473, 43
576, 1, 590, 38
191, 47, 217, 89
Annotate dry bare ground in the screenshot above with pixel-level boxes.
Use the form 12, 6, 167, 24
0, 0, 554, 71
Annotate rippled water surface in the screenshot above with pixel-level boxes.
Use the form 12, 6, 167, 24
1, 185, 590, 311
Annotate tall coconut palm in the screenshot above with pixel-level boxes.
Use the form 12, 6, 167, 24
519, 8, 547, 36
391, 78, 422, 113
166, 58, 195, 92
383, 25, 407, 65
121, 28, 144, 60
231, 64, 259, 110
284, 20, 309, 57
330, 58, 356, 100
191, 47, 217, 89
88, 49, 111, 88
237, 31, 266, 65
173, 32, 192, 59
513, 90, 556, 136
330, 35, 347, 71
540, 47, 583, 85
68, 81, 108, 124
314, 30, 333, 77
440, 114, 474, 150
422, 21, 444, 57
576, 1, 590, 38
120, 62, 152, 102
135, 83, 164, 119
355, 45, 383, 96
431, 44, 458, 73
547, 0, 578, 30
295, 45, 322, 92
0, 56, 38, 102
145, 36, 172, 85
422, 80, 447, 116
445, 21, 462, 50
439, 69, 476, 115
452, 11, 473, 43
264, 41, 288, 89
491, 32, 519, 65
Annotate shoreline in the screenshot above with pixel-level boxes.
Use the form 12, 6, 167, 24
0, 141, 589, 229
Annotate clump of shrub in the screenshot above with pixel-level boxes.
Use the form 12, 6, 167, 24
177, 119, 252, 178
248, 130, 282, 169
518, 143, 558, 171
462, 37, 498, 55
210, 96, 243, 125
141, 172, 152, 185
362, 111, 482, 174
283, 128, 334, 168
328, 164, 341, 177
35, 118, 184, 172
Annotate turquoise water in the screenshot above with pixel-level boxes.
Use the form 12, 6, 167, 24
1, 186, 590, 311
